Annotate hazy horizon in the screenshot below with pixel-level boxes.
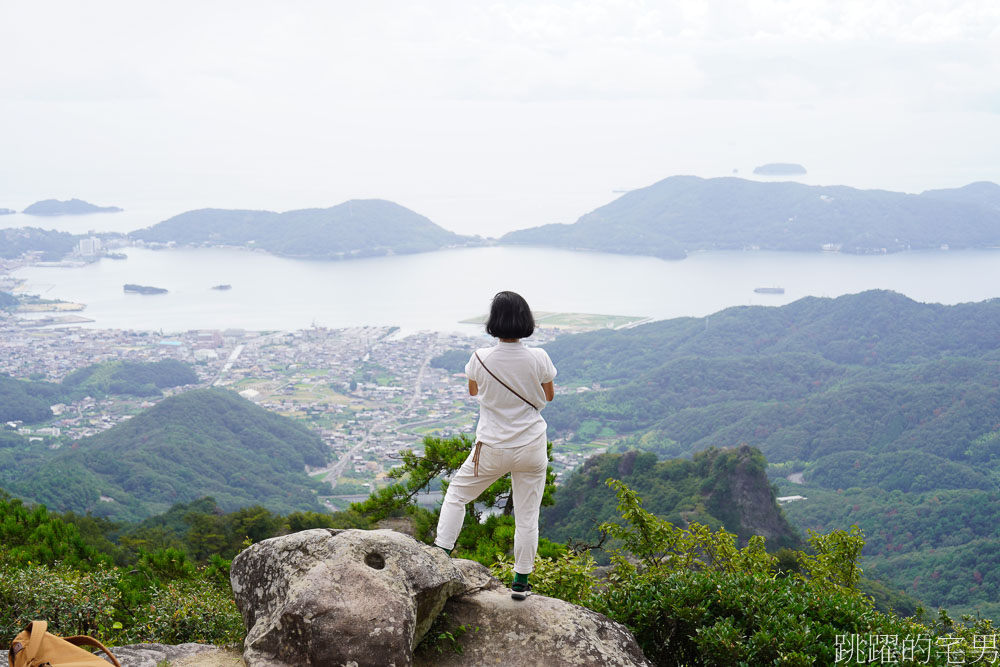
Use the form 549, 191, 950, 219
3, 1, 998, 237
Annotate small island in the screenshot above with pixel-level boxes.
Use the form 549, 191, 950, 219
753, 163, 807, 176
24, 199, 123, 216
211, 284, 232, 290
0, 208, 14, 216
124, 284, 168, 295
106, 252, 128, 260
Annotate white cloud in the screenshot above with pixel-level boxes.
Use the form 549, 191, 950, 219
2, 0, 997, 107
1, 0, 998, 232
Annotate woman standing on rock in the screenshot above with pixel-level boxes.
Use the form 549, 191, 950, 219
433, 291, 556, 600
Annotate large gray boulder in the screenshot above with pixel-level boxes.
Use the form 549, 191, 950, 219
230, 528, 465, 667
231, 528, 650, 667
414, 565, 651, 667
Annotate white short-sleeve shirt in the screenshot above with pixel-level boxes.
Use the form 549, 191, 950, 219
465, 341, 557, 448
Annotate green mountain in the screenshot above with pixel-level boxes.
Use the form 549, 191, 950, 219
500, 176, 1000, 259
542, 290, 1000, 617
542, 445, 800, 552
0, 373, 65, 423
131, 199, 475, 259
544, 290, 1000, 466
61, 359, 198, 398
23, 198, 123, 215
0, 227, 78, 260
5, 388, 331, 521
0, 360, 199, 424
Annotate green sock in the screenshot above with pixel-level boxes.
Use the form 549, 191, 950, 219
514, 572, 529, 586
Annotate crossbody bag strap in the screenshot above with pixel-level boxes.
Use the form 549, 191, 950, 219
64, 636, 121, 667
474, 351, 539, 411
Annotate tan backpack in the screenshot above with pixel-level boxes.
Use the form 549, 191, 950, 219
7, 621, 120, 667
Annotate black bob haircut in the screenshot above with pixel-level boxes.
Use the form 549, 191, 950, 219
486, 291, 535, 339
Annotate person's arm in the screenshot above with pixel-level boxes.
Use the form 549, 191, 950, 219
468, 379, 478, 396
541, 381, 554, 402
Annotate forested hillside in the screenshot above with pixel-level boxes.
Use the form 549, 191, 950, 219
541, 445, 800, 552
542, 290, 1000, 617
0, 359, 198, 424
3, 388, 331, 521
0, 373, 65, 423
61, 359, 198, 397
500, 176, 1000, 259
780, 484, 1000, 618
131, 199, 474, 258
0, 227, 78, 260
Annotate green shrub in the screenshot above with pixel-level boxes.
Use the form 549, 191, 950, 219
121, 580, 243, 645
0, 559, 120, 640
541, 479, 998, 666
0, 550, 243, 646
490, 549, 597, 606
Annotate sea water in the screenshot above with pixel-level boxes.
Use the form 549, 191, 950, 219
11, 245, 1000, 333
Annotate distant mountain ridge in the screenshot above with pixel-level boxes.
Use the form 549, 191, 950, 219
23, 199, 123, 215
131, 199, 476, 259
500, 176, 1000, 259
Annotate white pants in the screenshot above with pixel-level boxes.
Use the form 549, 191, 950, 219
434, 434, 548, 574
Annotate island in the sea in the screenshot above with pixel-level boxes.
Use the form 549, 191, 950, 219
211, 284, 232, 290
23, 199, 123, 216
500, 176, 1000, 260
106, 252, 128, 260
753, 163, 807, 175
0, 208, 14, 216
130, 199, 477, 260
124, 284, 167, 295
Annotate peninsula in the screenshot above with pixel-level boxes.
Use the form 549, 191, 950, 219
500, 176, 1000, 260
23, 199, 123, 216
131, 199, 477, 260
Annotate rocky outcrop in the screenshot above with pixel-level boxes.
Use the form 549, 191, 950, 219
415, 586, 651, 667
231, 528, 464, 667
231, 528, 650, 667
725, 444, 801, 549
98, 642, 222, 667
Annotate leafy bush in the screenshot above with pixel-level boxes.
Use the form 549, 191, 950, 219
490, 549, 597, 606
0, 550, 243, 646
0, 558, 120, 640
531, 479, 998, 666
121, 580, 243, 645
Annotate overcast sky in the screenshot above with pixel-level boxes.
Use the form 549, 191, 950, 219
2, 0, 998, 235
